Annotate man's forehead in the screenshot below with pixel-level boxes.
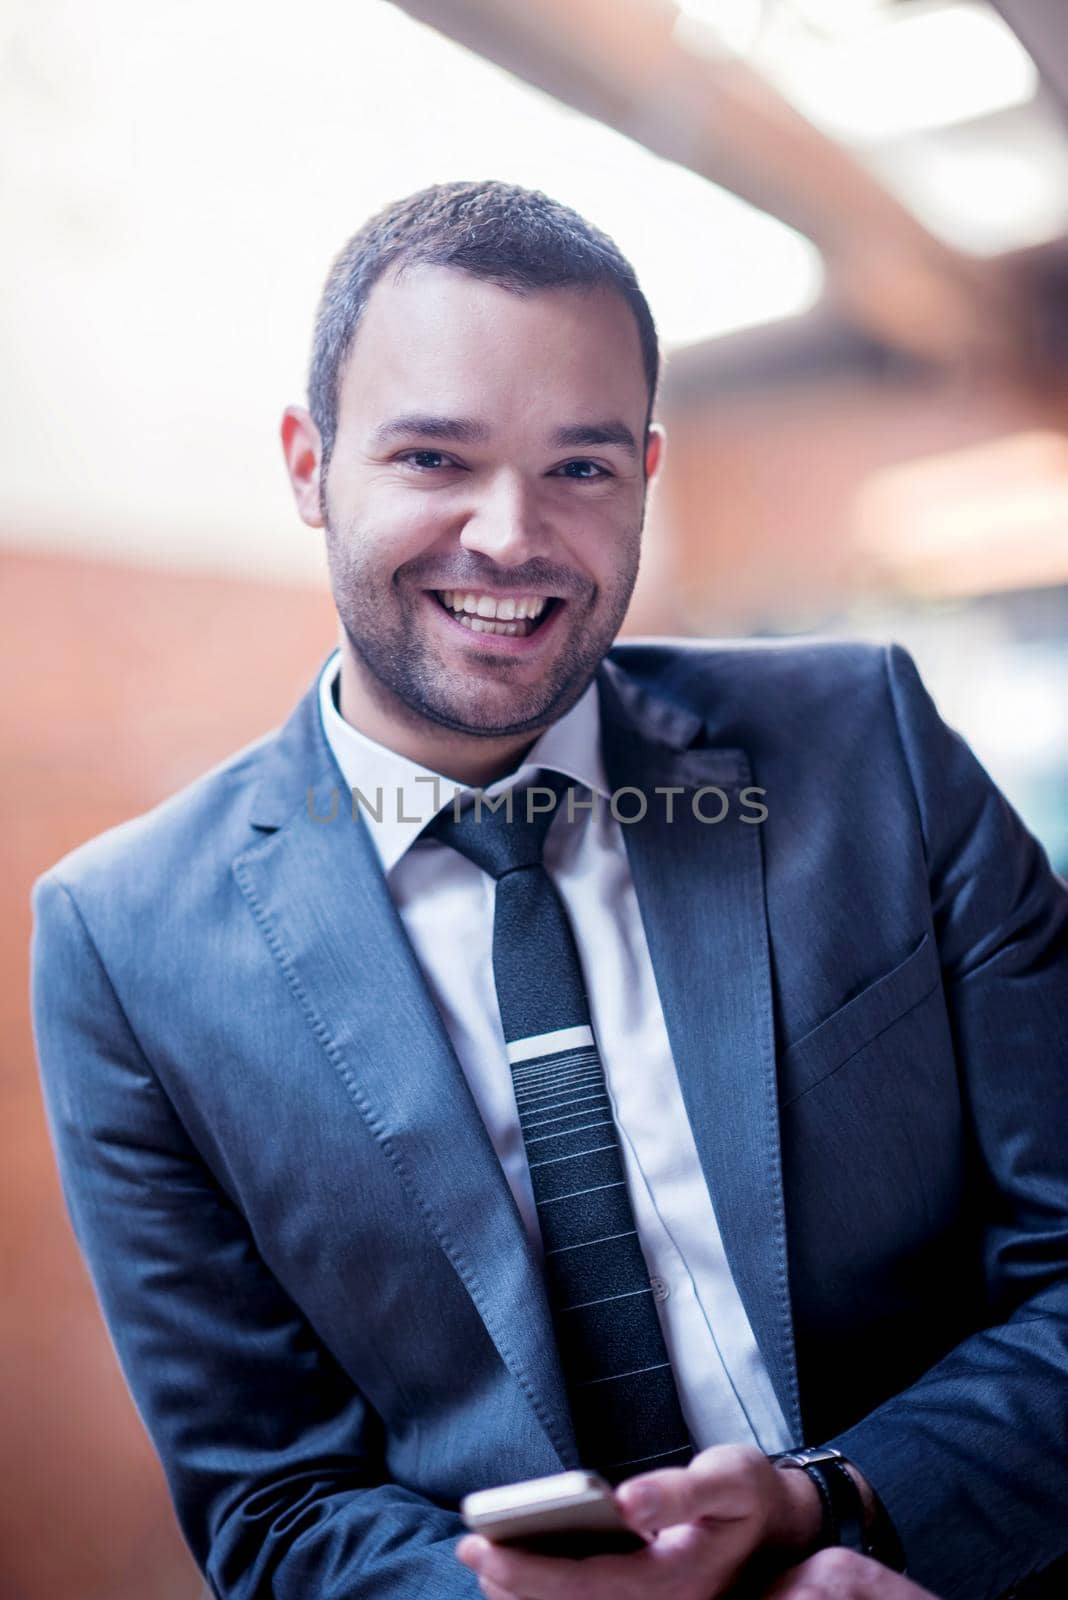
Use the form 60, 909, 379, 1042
351, 263, 643, 362
339, 265, 647, 417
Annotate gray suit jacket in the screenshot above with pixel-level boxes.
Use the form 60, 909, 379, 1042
30, 639, 1068, 1599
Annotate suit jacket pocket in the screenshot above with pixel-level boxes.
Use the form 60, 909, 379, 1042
780, 932, 942, 1105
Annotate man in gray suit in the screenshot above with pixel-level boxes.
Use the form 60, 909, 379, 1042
31, 182, 1068, 1600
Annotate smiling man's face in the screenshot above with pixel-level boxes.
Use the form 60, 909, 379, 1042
283, 262, 661, 777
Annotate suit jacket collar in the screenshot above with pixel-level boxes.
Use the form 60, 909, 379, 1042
236, 646, 802, 1458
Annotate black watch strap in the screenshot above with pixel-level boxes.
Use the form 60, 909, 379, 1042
771, 1446, 866, 1555
770, 1447, 906, 1573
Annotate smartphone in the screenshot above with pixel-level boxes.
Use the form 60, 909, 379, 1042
460, 1469, 647, 1559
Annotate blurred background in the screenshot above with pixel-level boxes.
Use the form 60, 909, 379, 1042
3, 1, 1067, 1594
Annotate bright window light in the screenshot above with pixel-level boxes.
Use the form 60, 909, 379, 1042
868, 116, 1068, 255
674, 0, 766, 58
0, 0, 823, 580
758, 3, 1039, 144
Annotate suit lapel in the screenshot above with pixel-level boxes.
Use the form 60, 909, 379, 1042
232, 664, 576, 1466
597, 659, 802, 1441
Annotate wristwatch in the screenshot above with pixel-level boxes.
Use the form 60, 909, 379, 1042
769, 1446, 906, 1571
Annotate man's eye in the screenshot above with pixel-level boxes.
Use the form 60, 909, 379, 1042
554, 460, 611, 480
398, 450, 454, 470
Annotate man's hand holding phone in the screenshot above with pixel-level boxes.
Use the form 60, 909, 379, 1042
457, 1445, 824, 1599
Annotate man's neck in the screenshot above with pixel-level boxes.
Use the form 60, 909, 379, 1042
335, 648, 546, 788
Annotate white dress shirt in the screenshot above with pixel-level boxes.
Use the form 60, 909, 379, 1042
318, 649, 791, 1454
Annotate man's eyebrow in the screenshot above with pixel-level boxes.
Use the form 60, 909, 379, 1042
370, 415, 641, 459
370, 415, 491, 447
549, 421, 639, 459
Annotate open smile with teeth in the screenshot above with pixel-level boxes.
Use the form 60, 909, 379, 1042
433, 590, 558, 637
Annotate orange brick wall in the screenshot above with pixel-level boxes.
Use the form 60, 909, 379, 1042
2, 550, 337, 1600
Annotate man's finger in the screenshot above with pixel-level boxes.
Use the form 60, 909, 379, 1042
456, 1537, 529, 1600
478, 1579, 523, 1600
617, 1443, 769, 1532
459, 1537, 663, 1600
457, 1533, 492, 1571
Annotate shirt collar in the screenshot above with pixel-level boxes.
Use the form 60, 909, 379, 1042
318, 649, 610, 876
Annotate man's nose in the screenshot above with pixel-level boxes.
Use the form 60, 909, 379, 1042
457, 472, 548, 567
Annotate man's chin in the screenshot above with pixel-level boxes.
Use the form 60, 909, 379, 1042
341, 618, 605, 739
414, 690, 568, 741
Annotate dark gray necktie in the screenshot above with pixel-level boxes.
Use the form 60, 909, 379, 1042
427, 769, 693, 1482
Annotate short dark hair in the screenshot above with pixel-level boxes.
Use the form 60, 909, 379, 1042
308, 179, 660, 468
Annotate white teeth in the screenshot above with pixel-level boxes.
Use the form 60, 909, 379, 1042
435, 590, 551, 622
453, 614, 526, 636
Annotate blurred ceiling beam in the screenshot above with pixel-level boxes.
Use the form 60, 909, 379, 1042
391, 0, 1016, 369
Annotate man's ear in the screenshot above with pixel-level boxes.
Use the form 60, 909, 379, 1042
281, 406, 325, 529
644, 423, 665, 483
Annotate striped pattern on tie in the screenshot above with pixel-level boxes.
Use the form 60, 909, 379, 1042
513, 1032, 692, 1476
425, 771, 693, 1482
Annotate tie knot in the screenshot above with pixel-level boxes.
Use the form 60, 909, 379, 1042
425, 769, 577, 879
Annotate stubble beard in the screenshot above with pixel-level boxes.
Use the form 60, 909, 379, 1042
323, 512, 642, 740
